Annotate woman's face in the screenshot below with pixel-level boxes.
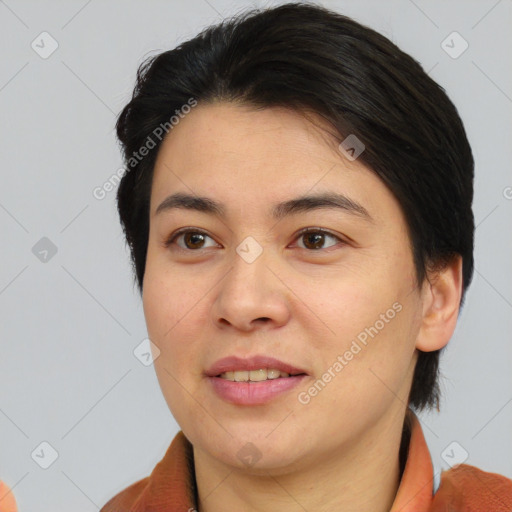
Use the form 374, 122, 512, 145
143, 102, 425, 473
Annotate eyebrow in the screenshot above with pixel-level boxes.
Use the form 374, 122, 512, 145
154, 191, 373, 222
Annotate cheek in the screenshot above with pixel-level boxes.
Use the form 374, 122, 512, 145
310, 262, 419, 393
142, 268, 182, 354
142, 262, 213, 371
315, 270, 399, 344
142, 267, 208, 424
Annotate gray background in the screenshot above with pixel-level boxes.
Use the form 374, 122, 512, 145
1, 0, 511, 510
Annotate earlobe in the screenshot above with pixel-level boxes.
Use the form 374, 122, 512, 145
415, 255, 463, 352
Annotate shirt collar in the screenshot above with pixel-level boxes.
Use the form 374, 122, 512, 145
390, 408, 435, 511
142, 408, 434, 511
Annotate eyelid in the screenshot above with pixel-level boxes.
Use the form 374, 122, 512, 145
164, 226, 347, 251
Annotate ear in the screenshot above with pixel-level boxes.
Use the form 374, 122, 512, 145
415, 255, 463, 352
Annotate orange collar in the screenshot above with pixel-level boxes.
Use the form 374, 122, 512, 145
390, 409, 435, 511
99, 408, 512, 511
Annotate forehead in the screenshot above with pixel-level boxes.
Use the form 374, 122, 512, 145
153, 102, 348, 175
150, 102, 401, 226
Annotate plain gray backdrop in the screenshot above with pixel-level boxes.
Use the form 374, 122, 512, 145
1, 0, 511, 510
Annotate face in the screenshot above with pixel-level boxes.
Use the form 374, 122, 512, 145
143, 102, 425, 474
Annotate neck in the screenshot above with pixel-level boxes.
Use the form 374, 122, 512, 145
193, 408, 408, 512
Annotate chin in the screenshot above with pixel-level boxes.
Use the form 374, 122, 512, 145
196, 423, 309, 472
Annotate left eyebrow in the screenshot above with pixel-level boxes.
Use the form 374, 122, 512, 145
271, 192, 373, 222
154, 191, 373, 222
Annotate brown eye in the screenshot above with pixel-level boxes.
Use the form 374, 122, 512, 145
295, 228, 343, 251
165, 227, 344, 253
182, 232, 207, 249
165, 229, 218, 251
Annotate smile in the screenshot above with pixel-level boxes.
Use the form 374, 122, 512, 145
218, 369, 303, 381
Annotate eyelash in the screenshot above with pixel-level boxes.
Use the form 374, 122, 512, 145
164, 227, 345, 253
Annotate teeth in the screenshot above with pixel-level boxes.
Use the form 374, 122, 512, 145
219, 369, 292, 381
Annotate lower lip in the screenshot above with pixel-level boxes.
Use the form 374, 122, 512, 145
208, 375, 307, 405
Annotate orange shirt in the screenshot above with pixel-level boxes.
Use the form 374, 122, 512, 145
0, 482, 16, 512
2, 409, 511, 511
98, 408, 512, 511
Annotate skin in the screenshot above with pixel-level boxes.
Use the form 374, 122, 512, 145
142, 102, 463, 512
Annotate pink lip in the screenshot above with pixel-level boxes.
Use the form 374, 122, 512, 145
205, 355, 308, 377
208, 375, 307, 405
205, 355, 309, 405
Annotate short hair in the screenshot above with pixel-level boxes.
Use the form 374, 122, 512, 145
115, 1, 475, 412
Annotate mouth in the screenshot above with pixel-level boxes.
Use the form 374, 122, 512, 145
205, 354, 309, 379
205, 355, 309, 405
217, 368, 307, 381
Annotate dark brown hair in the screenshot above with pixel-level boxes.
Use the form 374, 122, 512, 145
114, 2, 475, 412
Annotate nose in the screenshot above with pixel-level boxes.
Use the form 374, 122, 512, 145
211, 244, 291, 332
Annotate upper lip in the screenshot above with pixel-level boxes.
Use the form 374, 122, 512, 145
205, 355, 308, 377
